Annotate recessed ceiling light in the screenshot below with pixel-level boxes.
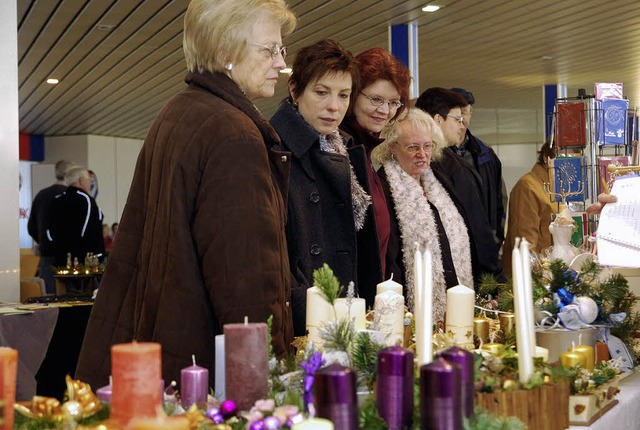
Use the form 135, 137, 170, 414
280, 67, 292, 74
96, 24, 114, 31
46, 78, 59, 84
422, 5, 440, 12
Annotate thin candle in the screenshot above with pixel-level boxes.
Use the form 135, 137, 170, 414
512, 238, 534, 383
414, 243, 424, 366
417, 247, 434, 366
520, 239, 536, 353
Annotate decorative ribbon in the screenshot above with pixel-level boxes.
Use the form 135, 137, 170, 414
553, 288, 575, 308
300, 352, 326, 413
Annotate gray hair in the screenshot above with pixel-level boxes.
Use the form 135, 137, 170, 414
183, 0, 296, 74
372, 108, 445, 165
54, 160, 74, 180
64, 166, 90, 187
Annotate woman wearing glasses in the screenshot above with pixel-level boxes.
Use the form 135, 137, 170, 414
76, 0, 296, 390
339, 48, 410, 308
270, 39, 372, 336
372, 108, 473, 321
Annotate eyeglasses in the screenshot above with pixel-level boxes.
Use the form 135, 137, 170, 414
249, 43, 287, 60
447, 114, 465, 124
402, 142, 434, 154
360, 92, 403, 109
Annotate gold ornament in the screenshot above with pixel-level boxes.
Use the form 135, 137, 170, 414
185, 404, 207, 429
61, 400, 84, 420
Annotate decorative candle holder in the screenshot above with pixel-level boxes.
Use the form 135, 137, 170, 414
473, 317, 490, 344
377, 346, 414, 430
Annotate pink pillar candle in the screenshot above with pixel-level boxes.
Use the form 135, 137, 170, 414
181, 355, 209, 409
111, 342, 163, 429
224, 320, 268, 411
0, 347, 18, 430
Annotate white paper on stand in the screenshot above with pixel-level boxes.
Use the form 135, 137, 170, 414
597, 175, 640, 268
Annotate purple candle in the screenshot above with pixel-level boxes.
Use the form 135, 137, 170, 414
181, 355, 209, 409
313, 363, 358, 430
420, 357, 462, 430
377, 346, 414, 430
439, 346, 474, 418
96, 376, 112, 403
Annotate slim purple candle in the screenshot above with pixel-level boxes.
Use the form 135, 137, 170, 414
96, 376, 112, 403
439, 346, 474, 418
181, 355, 209, 409
420, 357, 462, 430
313, 363, 358, 430
377, 346, 414, 430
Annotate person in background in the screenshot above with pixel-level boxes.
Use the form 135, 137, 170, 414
270, 39, 369, 336
372, 108, 473, 322
102, 224, 113, 255
46, 166, 105, 268
415, 87, 504, 283
502, 140, 557, 275
587, 193, 617, 215
76, 0, 297, 390
339, 48, 411, 306
28, 159, 73, 293
450, 87, 507, 253
110, 222, 119, 240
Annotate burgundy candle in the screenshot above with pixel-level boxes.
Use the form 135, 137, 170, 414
224, 319, 268, 411
439, 346, 474, 418
181, 355, 209, 409
313, 363, 358, 430
377, 346, 414, 430
420, 357, 462, 430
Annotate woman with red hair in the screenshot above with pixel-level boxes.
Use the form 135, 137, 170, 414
340, 48, 411, 300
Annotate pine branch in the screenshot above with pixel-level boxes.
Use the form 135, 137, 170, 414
313, 263, 343, 306
351, 331, 384, 391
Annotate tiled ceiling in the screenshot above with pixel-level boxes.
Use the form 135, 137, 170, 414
18, 0, 640, 140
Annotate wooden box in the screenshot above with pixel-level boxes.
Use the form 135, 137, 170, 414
475, 381, 570, 430
569, 377, 620, 426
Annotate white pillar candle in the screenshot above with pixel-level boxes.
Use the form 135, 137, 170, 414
306, 286, 335, 347
445, 285, 475, 348
376, 275, 403, 296
534, 345, 549, 362
214, 335, 225, 400
334, 297, 367, 331
373, 290, 405, 346
512, 238, 534, 383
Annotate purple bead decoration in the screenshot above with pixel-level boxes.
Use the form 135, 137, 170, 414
313, 363, 358, 430
249, 420, 265, 430
205, 406, 220, 420
420, 357, 462, 430
262, 416, 282, 430
211, 413, 225, 424
439, 346, 474, 418
377, 346, 414, 430
220, 399, 238, 417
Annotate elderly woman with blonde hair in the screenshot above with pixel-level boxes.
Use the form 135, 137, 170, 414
76, 0, 297, 390
373, 108, 474, 322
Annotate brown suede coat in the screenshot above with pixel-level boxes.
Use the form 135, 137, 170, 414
75, 71, 293, 389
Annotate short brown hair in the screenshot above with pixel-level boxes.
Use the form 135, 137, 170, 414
288, 39, 361, 111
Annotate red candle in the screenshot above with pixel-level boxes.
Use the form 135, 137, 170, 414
181, 355, 209, 409
0, 347, 17, 430
111, 342, 163, 428
224, 319, 268, 411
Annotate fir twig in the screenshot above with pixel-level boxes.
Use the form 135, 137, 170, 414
313, 263, 343, 306
351, 331, 384, 391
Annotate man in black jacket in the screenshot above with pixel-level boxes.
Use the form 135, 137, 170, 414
28, 160, 73, 293
47, 165, 105, 270
415, 87, 505, 283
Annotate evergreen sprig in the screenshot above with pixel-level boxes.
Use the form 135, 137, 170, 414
319, 317, 353, 353
351, 331, 384, 392
312, 263, 343, 306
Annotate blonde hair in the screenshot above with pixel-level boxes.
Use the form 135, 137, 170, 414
64, 166, 90, 187
373, 108, 445, 165
183, 0, 297, 73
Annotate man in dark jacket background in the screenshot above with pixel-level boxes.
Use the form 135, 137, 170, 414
27, 159, 73, 293
46, 165, 105, 269
415, 87, 505, 283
